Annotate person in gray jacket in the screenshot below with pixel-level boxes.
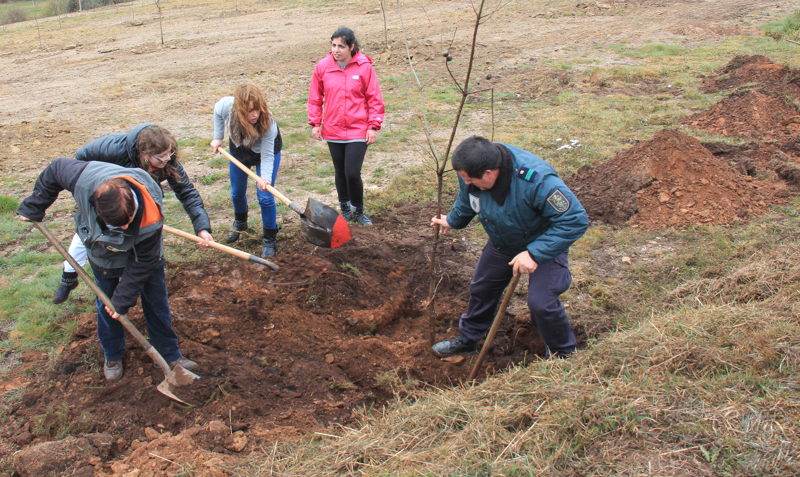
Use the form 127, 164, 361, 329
51, 124, 213, 305
18, 159, 196, 382
211, 83, 283, 258
431, 136, 589, 359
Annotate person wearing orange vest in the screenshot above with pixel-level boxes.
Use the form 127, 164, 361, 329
18, 159, 196, 382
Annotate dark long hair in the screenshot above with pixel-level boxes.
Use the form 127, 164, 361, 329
135, 125, 182, 182
331, 27, 360, 55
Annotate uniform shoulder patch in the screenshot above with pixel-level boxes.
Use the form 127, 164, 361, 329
547, 190, 570, 213
516, 166, 538, 182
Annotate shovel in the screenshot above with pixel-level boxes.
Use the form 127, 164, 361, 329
162, 224, 279, 271
216, 148, 351, 248
468, 273, 520, 381
32, 221, 199, 405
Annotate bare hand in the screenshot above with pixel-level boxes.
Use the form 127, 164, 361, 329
19, 215, 31, 222
257, 178, 271, 191
430, 215, 452, 234
509, 251, 538, 276
197, 230, 214, 247
366, 129, 377, 145
104, 305, 121, 321
210, 139, 224, 153
312, 126, 322, 141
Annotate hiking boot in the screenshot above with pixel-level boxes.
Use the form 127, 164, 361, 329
431, 334, 477, 358
104, 360, 123, 382
52, 271, 79, 304
261, 227, 279, 258
339, 201, 353, 221
154, 356, 198, 371
352, 205, 372, 226
226, 211, 248, 243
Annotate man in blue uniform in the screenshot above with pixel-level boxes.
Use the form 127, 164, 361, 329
431, 136, 589, 358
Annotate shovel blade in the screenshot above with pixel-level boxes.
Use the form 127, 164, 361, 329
299, 199, 351, 248
157, 380, 191, 405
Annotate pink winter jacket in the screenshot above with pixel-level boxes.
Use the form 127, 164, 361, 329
307, 51, 385, 141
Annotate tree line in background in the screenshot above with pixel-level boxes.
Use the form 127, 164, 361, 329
1, 0, 134, 25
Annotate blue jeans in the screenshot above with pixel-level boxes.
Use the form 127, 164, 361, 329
94, 266, 181, 363
229, 152, 281, 229
459, 239, 576, 356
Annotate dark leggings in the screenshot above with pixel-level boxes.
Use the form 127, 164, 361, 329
327, 141, 368, 208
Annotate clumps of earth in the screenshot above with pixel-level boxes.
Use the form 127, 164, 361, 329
566, 55, 800, 228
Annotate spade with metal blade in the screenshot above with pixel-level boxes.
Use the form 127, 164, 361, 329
162, 224, 279, 271
216, 148, 351, 248
32, 221, 199, 405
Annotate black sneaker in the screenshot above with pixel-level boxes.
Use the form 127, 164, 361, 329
431, 334, 477, 358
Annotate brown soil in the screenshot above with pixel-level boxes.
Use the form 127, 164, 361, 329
4, 203, 612, 475
567, 56, 799, 228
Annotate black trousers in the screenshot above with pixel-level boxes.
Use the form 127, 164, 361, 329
327, 141, 368, 208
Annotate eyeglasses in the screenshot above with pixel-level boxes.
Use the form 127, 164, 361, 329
150, 151, 175, 164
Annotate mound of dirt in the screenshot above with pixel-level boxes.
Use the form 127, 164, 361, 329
568, 55, 799, 229
2, 202, 611, 475
566, 129, 792, 228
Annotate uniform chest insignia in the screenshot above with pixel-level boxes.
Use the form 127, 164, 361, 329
469, 193, 481, 213
547, 190, 570, 213
517, 166, 538, 182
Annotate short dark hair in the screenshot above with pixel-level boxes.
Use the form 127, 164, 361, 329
331, 27, 360, 54
91, 178, 135, 226
451, 136, 501, 178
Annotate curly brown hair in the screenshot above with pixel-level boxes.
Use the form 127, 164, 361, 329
135, 125, 182, 182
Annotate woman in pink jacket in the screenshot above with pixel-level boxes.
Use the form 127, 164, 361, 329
308, 27, 385, 226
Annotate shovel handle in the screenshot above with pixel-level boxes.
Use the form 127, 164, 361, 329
162, 224, 279, 271
216, 147, 304, 216
467, 273, 521, 382
32, 221, 171, 371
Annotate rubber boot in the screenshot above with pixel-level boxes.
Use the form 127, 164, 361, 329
52, 271, 79, 304
353, 205, 372, 226
261, 227, 279, 258
339, 201, 353, 221
226, 211, 248, 244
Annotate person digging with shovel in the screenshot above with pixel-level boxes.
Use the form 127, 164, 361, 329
50, 124, 213, 305
430, 136, 589, 360
18, 159, 197, 382
211, 83, 283, 258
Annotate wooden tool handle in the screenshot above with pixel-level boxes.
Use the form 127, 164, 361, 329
468, 273, 521, 381
162, 224, 279, 271
215, 147, 303, 215
32, 221, 161, 359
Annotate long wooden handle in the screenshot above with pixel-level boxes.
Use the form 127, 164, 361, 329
215, 147, 304, 216
468, 273, 521, 381
32, 221, 164, 365
162, 224, 278, 271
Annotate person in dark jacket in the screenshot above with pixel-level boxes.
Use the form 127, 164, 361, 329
51, 124, 213, 305
211, 83, 283, 258
430, 136, 589, 359
18, 159, 196, 382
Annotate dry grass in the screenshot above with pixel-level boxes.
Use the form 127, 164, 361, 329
227, 213, 800, 476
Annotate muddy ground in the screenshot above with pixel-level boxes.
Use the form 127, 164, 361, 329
1, 0, 799, 475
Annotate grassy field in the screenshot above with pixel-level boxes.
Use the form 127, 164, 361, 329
0, 0, 799, 474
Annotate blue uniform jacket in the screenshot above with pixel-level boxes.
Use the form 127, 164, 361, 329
446, 143, 589, 264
